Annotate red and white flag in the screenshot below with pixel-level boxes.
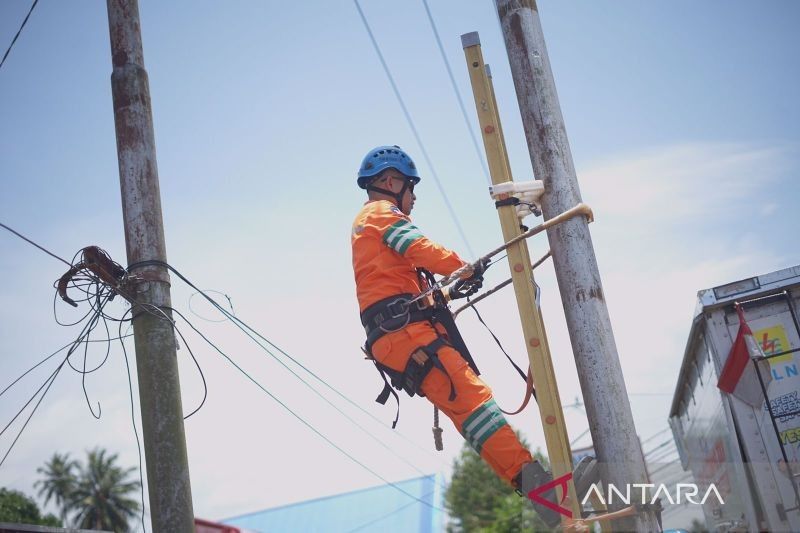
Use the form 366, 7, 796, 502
717, 304, 772, 407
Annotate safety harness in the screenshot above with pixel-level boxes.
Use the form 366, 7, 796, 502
360, 269, 480, 428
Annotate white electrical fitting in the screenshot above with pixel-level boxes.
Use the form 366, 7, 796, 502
488, 180, 545, 219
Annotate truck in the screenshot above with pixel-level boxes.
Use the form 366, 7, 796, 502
670, 265, 800, 532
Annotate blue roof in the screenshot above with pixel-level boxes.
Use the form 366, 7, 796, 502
223, 474, 444, 533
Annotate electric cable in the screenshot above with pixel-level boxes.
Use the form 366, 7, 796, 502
0, 334, 132, 401
346, 487, 439, 533
0, 293, 114, 468
0, 362, 63, 469
161, 303, 444, 513
0, 0, 39, 72
352, 0, 475, 258
646, 447, 678, 465
643, 438, 675, 458
640, 427, 672, 446
0, 221, 71, 266
130, 260, 451, 468
167, 305, 445, 489
116, 314, 146, 533
189, 289, 235, 323
570, 427, 591, 447
420, 0, 490, 185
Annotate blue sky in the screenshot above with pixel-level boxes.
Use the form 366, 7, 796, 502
1, 1, 799, 530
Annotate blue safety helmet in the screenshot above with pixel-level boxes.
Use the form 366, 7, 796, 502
357, 145, 420, 189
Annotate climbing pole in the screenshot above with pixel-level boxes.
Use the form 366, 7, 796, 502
461, 31, 581, 523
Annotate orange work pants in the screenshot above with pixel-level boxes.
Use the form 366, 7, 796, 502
372, 322, 532, 484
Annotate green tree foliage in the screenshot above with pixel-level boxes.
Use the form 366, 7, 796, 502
445, 435, 551, 532
70, 449, 141, 531
0, 488, 60, 527
36, 448, 141, 532
35, 452, 77, 521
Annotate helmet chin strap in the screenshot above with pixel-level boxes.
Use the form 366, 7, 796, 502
367, 179, 410, 213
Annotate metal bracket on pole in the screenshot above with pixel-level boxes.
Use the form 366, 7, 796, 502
461, 31, 581, 523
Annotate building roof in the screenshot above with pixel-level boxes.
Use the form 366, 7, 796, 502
222, 474, 444, 533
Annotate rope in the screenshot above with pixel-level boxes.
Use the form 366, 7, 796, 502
432, 406, 443, 451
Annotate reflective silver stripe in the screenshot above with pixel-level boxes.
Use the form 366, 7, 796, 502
464, 403, 495, 436
393, 230, 422, 253
473, 418, 508, 453
384, 221, 410, 244
472, 413, 503, 443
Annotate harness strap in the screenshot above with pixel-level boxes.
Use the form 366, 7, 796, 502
361, 293, 434, 352
371, 336, 455, 428
420, 337, 456, 401
374, 363, 401, 428
499, 367, 535, 416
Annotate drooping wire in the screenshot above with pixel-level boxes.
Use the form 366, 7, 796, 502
0, 293, 114, 468
0, 0, 39, 72
158, 304, 444, 512
131, 260, 451, 468
0, 362, 63, 468
0, 334, 130, 401
188, 289, 235, 323
167, 305, 444, 489
43, 246, 209, 420
116, 313, 146, 533
352, 0, 475, 259
420, 0, 490, 185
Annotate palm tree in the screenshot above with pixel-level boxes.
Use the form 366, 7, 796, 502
69, 449, 141, 532
35, 452, 77, 522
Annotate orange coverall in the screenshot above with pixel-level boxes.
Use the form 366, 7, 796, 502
352, 199, 532, 484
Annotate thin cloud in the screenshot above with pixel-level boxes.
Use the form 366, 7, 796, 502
575, 141, 791, 400
580, 142, 788, 222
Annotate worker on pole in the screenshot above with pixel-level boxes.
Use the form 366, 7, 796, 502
351, 145, 591, 527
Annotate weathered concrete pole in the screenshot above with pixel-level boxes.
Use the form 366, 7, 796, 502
494, 1, 660, 530
106, 1, 195, 531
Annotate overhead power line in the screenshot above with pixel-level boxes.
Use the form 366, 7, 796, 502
0, 222, 72, 266
352, 0, 475, 258
420, 0, 490, 186
0, 0, 39, 72
640, 426, 672, 447
132, 260, 451, 498
167, 303, 444, 513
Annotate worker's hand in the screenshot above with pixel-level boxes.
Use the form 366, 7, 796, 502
458, 258, 488, 280
449, 276, 483, 300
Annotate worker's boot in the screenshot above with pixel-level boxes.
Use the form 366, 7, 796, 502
515, 456, 599, 529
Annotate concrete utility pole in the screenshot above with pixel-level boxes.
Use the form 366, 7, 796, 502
494, 1, 660, 531
106, 1, 195, 531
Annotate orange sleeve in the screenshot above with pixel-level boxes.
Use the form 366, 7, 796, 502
376, 203, 465, 276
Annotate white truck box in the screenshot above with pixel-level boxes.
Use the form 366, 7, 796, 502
670, 266, 800, 532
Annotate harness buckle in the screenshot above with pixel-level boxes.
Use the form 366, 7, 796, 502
386, 297, 410, 318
